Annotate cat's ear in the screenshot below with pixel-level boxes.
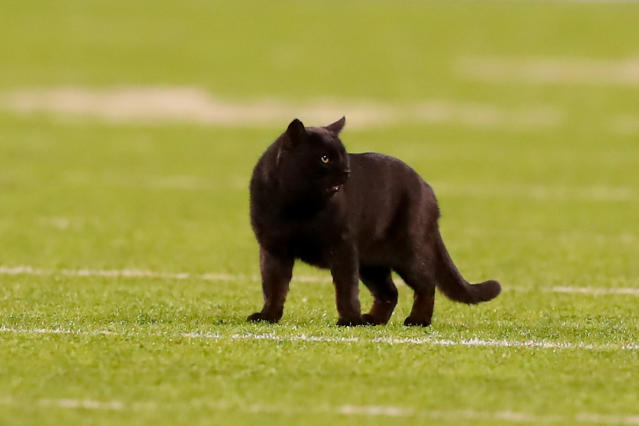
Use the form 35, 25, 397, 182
277, 118, 306, 165
285, 118, 306, 144
325, 116, 346, 135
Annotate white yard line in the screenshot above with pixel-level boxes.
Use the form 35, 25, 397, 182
0, 87, 562, 130
553, 286, 639, 296
611, 115, 639, 135
458, 56, 639, 86
40, 398, 125, 410
0, 326, 637, 351
0, 265, 251, 283
0, 396, 638, 424
432, 182, 636, 202
1, 265, 637, 297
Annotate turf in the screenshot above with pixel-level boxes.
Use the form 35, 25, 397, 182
0, 1, 638, 425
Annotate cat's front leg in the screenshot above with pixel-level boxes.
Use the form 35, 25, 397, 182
247, 247, 293, 324
330, 244, 364, 326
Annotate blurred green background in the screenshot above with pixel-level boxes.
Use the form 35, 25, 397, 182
0, 1, 638, 425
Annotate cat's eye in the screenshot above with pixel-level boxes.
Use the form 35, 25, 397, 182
320, 154, 330, 164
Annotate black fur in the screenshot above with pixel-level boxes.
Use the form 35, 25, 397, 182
248, 117, 501, 326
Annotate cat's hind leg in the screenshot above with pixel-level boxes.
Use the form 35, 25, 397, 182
359, 266, 398, 325
396, 264, 437, 327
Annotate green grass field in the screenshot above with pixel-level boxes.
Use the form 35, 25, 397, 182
1, 1, 638, 425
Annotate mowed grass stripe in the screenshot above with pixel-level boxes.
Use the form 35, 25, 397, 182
1, 265, 637, 296
1, 326, 637, 351
1, 396, 639, 425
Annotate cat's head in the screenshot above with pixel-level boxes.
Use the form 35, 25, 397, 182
275, 117, 350, 198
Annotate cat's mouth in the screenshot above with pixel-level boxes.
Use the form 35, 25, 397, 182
325, 169, 349, 196
327, 184, 344, 194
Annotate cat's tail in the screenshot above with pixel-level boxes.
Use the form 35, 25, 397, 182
433, 230, 501, 304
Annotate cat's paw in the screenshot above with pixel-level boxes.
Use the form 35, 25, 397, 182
361, 314, 384, 325
247, 312, 279, 323
403, 316, 431, 327
336, 316, 365, 326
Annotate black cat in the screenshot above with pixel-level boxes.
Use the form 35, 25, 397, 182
248, 117, 500, 326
